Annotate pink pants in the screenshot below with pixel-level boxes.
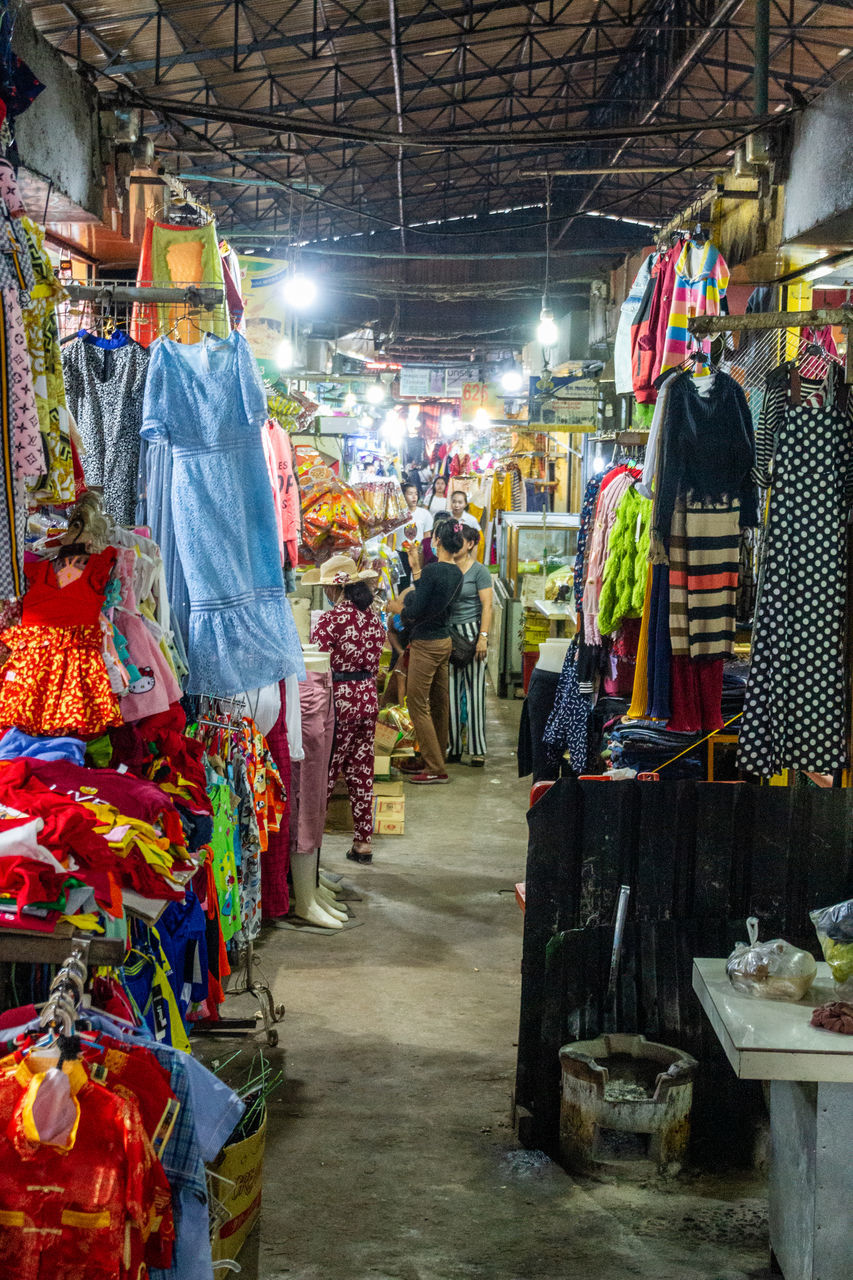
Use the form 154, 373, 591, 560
327, 718, 376, 843
290, 670, 335, 855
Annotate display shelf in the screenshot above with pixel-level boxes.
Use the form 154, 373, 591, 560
0, 930, 125, 965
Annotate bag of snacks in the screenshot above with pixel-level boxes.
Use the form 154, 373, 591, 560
726, 916, 817, 1002
810, 899, 853, 998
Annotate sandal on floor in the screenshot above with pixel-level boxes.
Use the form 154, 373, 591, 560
346, 846, 373, 864
470, 755, 485, 768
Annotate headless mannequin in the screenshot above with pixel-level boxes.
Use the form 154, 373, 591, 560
290, 646, 346, 929
536, 638, 572, 674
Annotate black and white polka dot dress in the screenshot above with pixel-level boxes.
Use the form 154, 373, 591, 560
738, 363, 853, 776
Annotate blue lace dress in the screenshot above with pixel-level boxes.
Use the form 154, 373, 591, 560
141, 331, 305, 693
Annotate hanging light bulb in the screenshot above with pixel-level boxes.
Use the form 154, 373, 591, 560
275, 338, 293, 369
342, 390, 357, 413
381, 409, 404, 445
441, 412, 457, 437
359, 412, 374, 430
501, 367, 524, 394
592, 449, 606, 474
366, 378, 385, 405
537, 308, 559, 348
473, 407, 491, 430
281, 272, 318, 310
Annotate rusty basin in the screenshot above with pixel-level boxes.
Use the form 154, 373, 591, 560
558, 1033, 697, 1177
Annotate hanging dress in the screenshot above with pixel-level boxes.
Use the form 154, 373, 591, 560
62, 333, 150, 525
141, 330, 305, 694
0, 548, 122, 736
738, 363, 853, 776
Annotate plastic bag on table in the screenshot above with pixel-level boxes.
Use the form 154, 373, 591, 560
726, 916, 817, 1002
810, 899, 853, 998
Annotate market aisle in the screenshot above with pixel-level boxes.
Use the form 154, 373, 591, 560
245, 695, 770, 1280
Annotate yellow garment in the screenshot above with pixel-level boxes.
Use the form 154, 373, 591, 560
626, 564, 653, 719
149, 220, 228, 341
20, 217, 75, 504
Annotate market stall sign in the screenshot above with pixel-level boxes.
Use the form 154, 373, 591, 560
461, 380, 502, 421
400, 365, 446, 397
528, 373, 598, 427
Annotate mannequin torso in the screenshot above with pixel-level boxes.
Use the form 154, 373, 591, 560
536, 638, 571, 674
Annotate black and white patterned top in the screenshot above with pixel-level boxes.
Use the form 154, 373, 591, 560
62, 335, 150, 525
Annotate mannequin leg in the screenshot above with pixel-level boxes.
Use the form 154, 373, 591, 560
290, 852, 344, 929
318, 869, 343, 894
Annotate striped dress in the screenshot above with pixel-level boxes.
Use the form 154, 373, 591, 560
653, 371, 757, 660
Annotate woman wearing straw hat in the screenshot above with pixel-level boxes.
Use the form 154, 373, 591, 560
305, 555, 386, 865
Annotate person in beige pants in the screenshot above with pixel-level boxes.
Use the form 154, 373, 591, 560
387, 520, 464, 784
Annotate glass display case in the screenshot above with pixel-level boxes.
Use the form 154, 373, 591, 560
489, 513, 580, 697
499, 513, 580, 597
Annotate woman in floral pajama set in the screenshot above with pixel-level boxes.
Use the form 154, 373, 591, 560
310, 557, 386, 865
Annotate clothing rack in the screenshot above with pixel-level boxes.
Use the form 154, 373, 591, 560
64, 283, 224, 308
192, 691, 285, 1048
689, 308, 853, 381
38, 939, 90, 1035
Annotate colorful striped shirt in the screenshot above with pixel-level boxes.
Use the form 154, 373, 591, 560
659, 240, 729, 375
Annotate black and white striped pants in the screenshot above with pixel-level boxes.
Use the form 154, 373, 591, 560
448, 620, 488, 757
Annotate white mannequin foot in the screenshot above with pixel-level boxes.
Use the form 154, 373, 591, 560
318, 870, 343, 895
291, 897, 344, 929
316, 882, 346, 910
315, 895, 348, 922
291, 851, 344, 929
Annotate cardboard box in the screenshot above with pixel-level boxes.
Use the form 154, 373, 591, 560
209, 1113, 267, 1266
374, 797, 405, 818
374, 816, 405, 835
324, 795, 353, 833
373, 795, 405, 834
374, 754, 392, 778
374, 722, 400, 755
373, 778, 404, 797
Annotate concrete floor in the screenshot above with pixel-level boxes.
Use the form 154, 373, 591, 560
224, 694, 772, 1280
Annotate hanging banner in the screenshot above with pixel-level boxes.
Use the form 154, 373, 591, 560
460, 380, 502, 421
529, 373, 598, 427
399, 366, 446, 397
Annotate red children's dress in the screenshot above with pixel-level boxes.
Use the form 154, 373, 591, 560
0, 548, 122, 737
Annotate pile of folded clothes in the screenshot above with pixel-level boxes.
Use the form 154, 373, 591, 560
606, 722, 704, 779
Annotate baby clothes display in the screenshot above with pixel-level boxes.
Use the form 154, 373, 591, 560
62, 331, 150, 524
0, 547, 121, 736
141, 331, 305, 694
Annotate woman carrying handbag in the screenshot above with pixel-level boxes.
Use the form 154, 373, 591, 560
446, 525, 493, 766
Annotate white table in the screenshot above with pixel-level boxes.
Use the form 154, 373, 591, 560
531, 598, 576, 637
693, 959, 853, 1279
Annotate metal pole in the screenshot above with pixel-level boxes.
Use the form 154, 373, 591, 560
754, 0, 770, 116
